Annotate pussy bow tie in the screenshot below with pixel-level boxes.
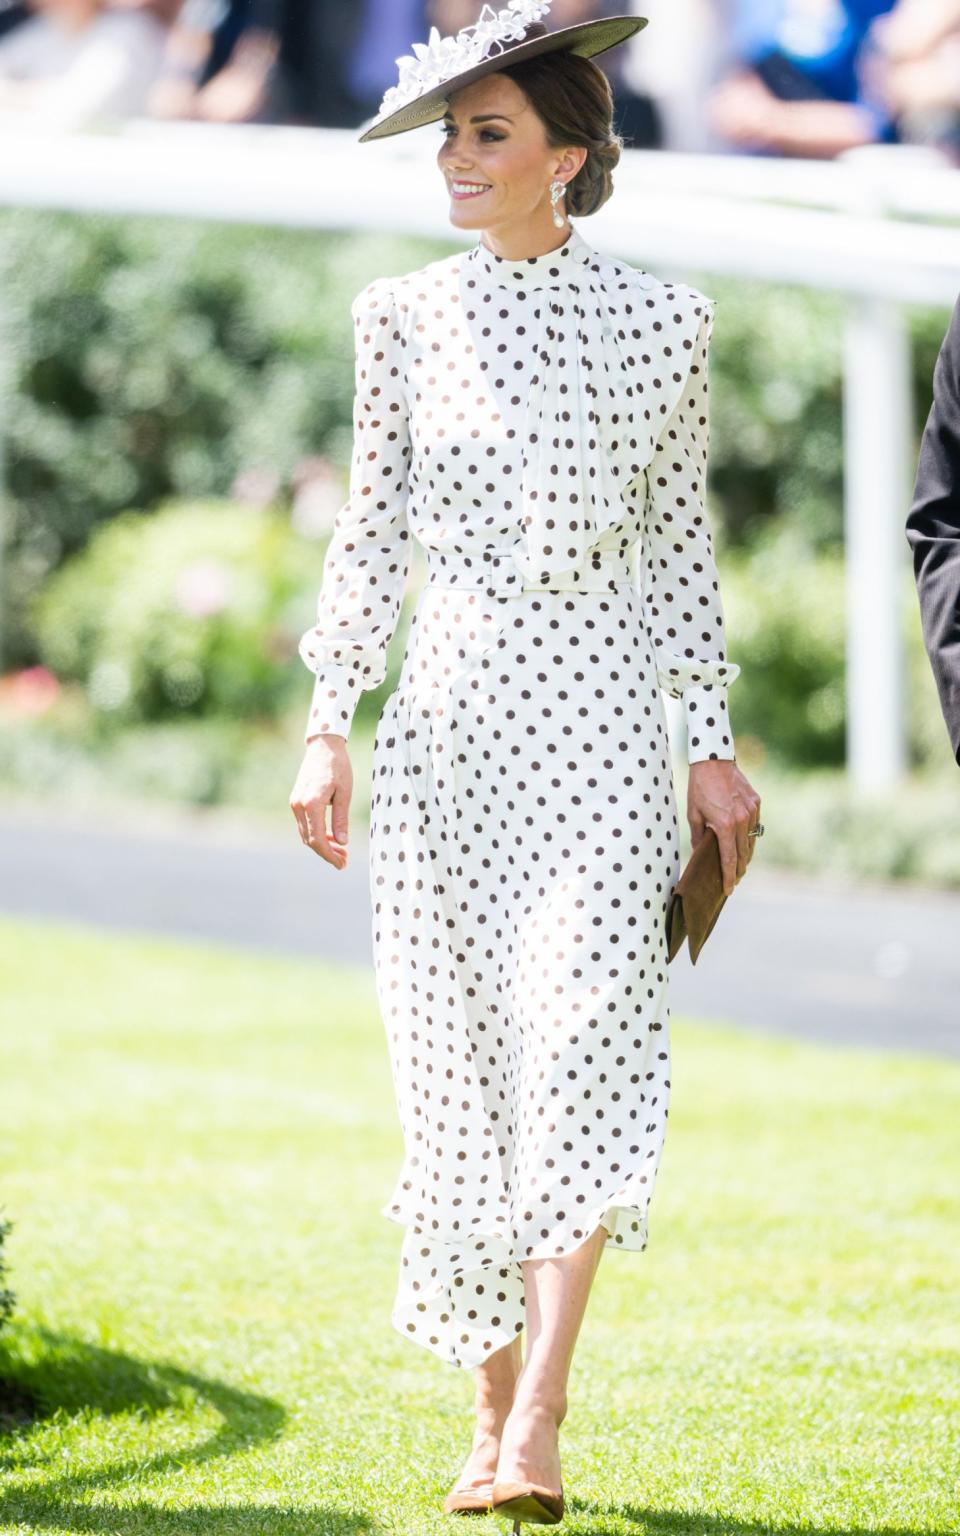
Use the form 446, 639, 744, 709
463, 226, 700, 588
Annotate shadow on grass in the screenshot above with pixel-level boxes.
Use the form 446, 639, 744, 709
0, 1329, 941, 1535
0, 1325, 371, 1535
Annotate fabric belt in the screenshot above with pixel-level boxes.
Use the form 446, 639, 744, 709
424, 543, 633, 597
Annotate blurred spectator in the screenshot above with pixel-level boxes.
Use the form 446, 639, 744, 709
345, 0, 430, 123
582, 0, 661, 146
862, 0, 960, 159
622, 0, 723, 151
150, 0, 433, 127
0, 1, 28, 40
148, 0, 282, 123
0, 0, 169, 128
708, 0, 902, 158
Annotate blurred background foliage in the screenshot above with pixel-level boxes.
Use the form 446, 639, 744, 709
32, 499, 308, 724
0, 1210, 14, 1341
0, 208, 956, 882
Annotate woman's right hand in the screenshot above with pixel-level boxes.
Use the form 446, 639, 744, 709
290, 735, 352, 871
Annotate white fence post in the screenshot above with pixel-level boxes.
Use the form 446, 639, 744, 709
842, 294, 911, 794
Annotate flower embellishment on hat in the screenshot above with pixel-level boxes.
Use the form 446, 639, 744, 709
377, 0, 553, 120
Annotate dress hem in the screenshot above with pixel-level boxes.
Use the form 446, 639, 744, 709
381, 1183, 654, 1370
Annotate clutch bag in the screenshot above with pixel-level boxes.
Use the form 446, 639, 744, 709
665, 826, 730, 965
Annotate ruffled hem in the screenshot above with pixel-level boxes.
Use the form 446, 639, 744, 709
382, 1183, 654, 1369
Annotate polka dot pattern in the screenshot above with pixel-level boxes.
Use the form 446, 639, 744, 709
298, 224, 741, 1369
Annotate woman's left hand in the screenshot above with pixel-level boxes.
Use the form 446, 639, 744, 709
687, 759, 762, 897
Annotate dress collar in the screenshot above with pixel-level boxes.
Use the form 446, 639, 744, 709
464, 222, 597, 291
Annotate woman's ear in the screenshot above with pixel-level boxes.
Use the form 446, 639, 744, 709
553, 147, 586, 181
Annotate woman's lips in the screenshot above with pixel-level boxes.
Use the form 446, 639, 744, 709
450, 183, 490, 200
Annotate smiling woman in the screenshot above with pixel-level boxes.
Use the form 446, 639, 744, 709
437, 46, 625, 232
289, 2, 762, 1526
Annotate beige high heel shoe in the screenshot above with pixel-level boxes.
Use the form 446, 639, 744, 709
490, 1479, 565, 1527
442, 1481, 495, 1515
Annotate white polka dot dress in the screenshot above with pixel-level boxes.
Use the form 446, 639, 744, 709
299, 224, 740, 1370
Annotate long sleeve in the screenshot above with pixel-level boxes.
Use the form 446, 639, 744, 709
298, 276, 413, 743
905, 293, 960, 767
637, 293, 740, 764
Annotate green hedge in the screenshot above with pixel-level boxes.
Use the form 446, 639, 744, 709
27, 492, 425, 742
0, 211, 440, 669
31, 498, 317, 726
720, 535, 950, 772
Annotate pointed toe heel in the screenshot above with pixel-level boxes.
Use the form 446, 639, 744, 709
442, 1483, 495, 1516
490, 1480, 564, 1527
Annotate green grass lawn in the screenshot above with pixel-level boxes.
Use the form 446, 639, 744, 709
0, 916, 957, 1535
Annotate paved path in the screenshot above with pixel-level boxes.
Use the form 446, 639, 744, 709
2, 799, 957, 1059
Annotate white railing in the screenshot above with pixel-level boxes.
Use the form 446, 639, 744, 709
1, 120, 957, 791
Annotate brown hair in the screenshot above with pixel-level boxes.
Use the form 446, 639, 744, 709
495, 48, 623, 218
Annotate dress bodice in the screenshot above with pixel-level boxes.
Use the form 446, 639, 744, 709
298, 221, 740, 762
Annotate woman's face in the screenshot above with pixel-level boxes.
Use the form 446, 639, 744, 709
436, 73, 585, 238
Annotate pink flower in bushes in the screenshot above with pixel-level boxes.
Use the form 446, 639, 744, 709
173, 558, 232, 618
232, 466, 282, 508
291, 456, 342, 538
0, 666, 60, 717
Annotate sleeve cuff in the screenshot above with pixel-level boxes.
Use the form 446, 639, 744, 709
304, 665, 359, 743
684, 683, 736, 763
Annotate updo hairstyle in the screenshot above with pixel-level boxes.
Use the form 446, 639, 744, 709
496, 47, 624, 217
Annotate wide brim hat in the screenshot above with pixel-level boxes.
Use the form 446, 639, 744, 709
358, 2, 648, 144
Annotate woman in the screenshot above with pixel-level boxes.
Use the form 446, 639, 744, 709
290, 2, 762, 1526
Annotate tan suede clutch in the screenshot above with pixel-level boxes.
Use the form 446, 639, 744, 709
665, 827, 730, 965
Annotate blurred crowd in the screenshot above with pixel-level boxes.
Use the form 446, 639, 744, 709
1, 0, 960, 162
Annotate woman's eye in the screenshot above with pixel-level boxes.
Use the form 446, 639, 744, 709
439, 126, 503, 141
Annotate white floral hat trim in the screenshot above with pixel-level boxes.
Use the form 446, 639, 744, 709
377, 0, 553, 120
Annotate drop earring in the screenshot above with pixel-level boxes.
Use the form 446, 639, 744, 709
549, 178, 567, 229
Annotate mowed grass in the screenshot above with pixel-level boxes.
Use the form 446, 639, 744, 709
0, 915, 957, 1536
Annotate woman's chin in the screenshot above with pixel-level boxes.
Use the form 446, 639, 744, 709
448, 196, 495, 227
